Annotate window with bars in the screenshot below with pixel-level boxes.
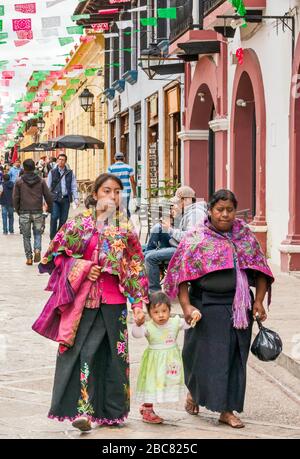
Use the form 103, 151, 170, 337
139, 0, 148, 54
112, 23, 120, 83
122, 11, 132, 74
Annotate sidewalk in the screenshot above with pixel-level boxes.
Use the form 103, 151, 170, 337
1, 210, 300, 438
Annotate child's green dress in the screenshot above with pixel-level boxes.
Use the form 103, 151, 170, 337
134, 315, 186, 403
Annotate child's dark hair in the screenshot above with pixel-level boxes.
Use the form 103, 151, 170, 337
147, 291, 172, 313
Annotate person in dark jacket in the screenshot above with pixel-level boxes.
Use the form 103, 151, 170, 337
0, 174, 14, 235
13, 159, 53, 265
47, 153, 79, 240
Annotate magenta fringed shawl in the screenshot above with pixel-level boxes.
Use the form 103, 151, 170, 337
164, 218, 274, 329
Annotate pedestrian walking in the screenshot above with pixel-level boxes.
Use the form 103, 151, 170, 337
133, 291, 201, 424
47, 157, 57, 174
8, 158, 22, 183
0, 174, 14, 235
0, 165, 4, 186
13, 159, 53, 265
107, 152, 137, 217
47, 153, 79, 240
32, 173, 148, 432
36, 155, 48, 178
164, 189, 274, 429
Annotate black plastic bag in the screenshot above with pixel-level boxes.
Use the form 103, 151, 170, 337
251, 318, 283, 362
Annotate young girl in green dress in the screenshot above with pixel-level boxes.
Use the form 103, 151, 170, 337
132, 291, 201, 424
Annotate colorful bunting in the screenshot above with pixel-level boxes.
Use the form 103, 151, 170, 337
16, 30, 33, 40
71, 14, 90, 21
66, 26, 84, 35
42, 28, 59, 37
70, 78, 80, 85
14, 3, 37, 14
228, 0, 246, 17
14, 39, 31, 47
91, 23, 109, 32
46, 0, 66, 7
12, 19, 32, 32
140, 18, 158, 27
157, 8, 177, 19
41, 16, 61, 29
58, 37, 74, 46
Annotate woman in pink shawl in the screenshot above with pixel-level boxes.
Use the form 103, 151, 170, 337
32, 173, 148, 432
164, 189, 274, 429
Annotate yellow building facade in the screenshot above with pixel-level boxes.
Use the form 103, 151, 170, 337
45, 34, 108, 183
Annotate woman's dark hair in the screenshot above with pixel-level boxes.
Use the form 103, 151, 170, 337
93, 173, 124, 194
3, 174, 9, 182
208, 189, 238, 210
146, 291, 172, 314
84, 194, 97, 209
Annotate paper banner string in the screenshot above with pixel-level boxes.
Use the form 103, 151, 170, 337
46, 0, 67, 7
12, 19, 32, 32
41, 16, 61, 29
14, 3, 37, 14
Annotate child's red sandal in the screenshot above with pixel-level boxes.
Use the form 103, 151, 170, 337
142, 408, 164, 424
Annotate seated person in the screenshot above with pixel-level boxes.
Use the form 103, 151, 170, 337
145, 186, 207, 293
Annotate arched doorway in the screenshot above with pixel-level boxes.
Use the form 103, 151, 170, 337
232, 72, 256, 217
180, 54, 228, 201
189, 83, 216, 200
280, 34, 300, 271
231, 49, 267, 252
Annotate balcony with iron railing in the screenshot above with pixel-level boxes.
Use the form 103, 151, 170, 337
169, 0, 225, 43
169, 0, 266, 44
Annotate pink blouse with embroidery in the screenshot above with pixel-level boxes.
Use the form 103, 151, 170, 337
83, 232, 142, 309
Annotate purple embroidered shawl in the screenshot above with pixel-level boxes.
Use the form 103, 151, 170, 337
164, 218, 274, 328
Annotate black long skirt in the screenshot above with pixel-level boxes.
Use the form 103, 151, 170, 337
183, 290, 253, 413
48, 304, 130, 425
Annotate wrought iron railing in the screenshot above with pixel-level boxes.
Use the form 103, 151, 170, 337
169, 0, 227, 43
203, 0, 226, 15
169, 0, 193, 43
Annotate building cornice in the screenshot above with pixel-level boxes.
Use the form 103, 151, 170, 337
177, 130, 209, 141
208, 117, 228, 132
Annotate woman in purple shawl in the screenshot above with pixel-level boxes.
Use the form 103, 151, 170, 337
164, 189, 274, 429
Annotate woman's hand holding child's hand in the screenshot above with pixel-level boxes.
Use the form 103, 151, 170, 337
133, 308, 145, 326
183, 305, 202, 327
190, 310, 202, 328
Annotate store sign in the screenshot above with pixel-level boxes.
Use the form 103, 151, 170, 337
113, 96, 121, 115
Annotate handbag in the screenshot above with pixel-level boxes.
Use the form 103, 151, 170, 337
50, 170, 70, 203
251, 318, 283, 362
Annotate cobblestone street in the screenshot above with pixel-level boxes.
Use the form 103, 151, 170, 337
1, 220, 300, 439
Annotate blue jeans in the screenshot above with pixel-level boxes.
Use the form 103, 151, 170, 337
145, 247, 176, 293
50, 197, 70, 240
144, 223, 171, 252
1, 205, 14, 234
19, 212, 43, 259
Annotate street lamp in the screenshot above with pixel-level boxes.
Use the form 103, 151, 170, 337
139, 43, 185, 80
139, 43, 162, 80
79, 88, 95, 112
37, 116, 45, 132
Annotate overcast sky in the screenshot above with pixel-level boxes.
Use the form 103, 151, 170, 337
0, 0, 81, 113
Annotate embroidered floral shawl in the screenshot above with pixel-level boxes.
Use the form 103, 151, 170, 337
40, 209, 149, 306
33, 209, 148, 352
164, 218, 274, 301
